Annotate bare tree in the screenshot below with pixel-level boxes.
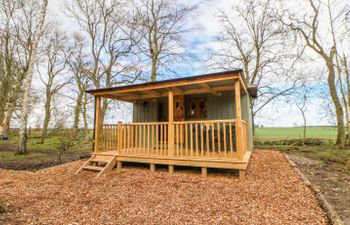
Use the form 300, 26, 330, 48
65, 0, 141, 124
18, 0, 48, 154
286, 84, 312, 140
210, 0, 299, 132
65, 34, 91, 140
133, 0, 198, 81
284, 0, 349, 148
38, 30, 70, 144
0, 0, 41, 137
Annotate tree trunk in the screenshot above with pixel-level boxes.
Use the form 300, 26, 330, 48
151, 57, 157, 81
100, 98, 108, 125
0, 102, 14, 136
40, 94, 51, 144
72, 91, 83, 136
18, 0, 48, 154
301, 110, 307, 139
0, 76, 25, 136
249, 98, 255, 135
82, 92, 89, 143
327, 63, 345, 148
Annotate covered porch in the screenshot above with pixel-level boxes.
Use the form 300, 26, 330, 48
80, 70, 253, 180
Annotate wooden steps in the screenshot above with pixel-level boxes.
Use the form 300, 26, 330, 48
89, 158, 109, 164
83, 165, 103, 171
75, 155, 117, 177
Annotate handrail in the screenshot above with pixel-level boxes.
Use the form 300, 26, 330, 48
103, 122, 169, 126
174, 119, 236, 124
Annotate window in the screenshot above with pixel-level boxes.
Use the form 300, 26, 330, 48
187, 98, 207, 118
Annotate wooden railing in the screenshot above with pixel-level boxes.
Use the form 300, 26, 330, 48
98, 122, 169, 156
97, 119, 248, 160
173, 120, 237, 159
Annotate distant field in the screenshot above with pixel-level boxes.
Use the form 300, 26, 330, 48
255, 126, 337, 140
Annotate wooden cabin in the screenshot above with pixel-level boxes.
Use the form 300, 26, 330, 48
76, 70, 256, 180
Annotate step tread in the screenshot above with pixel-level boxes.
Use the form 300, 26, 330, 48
83, 165, 104, 171
90, 158, 110, 163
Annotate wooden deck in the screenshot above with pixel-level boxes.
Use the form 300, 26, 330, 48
79, 119, 250, 179
93, 149, 251, 169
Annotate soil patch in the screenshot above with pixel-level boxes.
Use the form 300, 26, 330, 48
287, 153, 350, 225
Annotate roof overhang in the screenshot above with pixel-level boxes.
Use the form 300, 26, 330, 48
87, 70, 249, 102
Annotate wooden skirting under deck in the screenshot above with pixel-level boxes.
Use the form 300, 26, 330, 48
92, 149, 251, 170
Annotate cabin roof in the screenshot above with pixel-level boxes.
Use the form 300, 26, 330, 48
87, 70, 251, 102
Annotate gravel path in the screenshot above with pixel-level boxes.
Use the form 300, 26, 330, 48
0, 150, 328, 225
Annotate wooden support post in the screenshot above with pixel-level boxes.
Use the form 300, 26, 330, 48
117, 161, 122, 170
168, 89, 174, 158
239, 170, 245, 181
234, 80, 243, 160
94, 96, 101, 152
150, 164, 156, 172
201, 167, 207, 177
169, 165, 174, 174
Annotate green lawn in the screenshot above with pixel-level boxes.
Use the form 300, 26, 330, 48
255, 126, 337, 141
0, 130, 92, 167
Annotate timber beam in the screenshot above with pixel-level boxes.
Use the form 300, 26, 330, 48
102, 85, 236, 102
197, 83, 222, 96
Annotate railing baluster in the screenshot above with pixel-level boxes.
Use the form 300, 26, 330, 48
156, 125, 159, 155
160, 124, 163, 154
139, 125, 142, 151
223, 122, 227, 159
164, 123, 168, 156
217, 122, 221, 159
229, 122, 233, 158
189, 124, 192, 157
147, 124, 150, 155
195, 124, 198, 157
130, 125, 133, 150
211, 123, 215, 158
184, 123, 188, 156
124, 125, 127, 151
200, 124, 204, 156
143, 124, 146, 151
175, 124, 179, 156
180, 124, 183, 156
206, 124, 209, 157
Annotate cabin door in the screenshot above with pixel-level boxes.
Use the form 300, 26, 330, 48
174, 96, 185, 121
174, 95, 185, 144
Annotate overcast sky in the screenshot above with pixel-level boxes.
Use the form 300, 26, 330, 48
36, 0, 338, 128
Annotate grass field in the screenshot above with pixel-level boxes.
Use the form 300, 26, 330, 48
0, 130, 91, 170
255, 126, 337, 141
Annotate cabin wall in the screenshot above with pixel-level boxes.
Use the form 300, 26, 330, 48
133, 92, 238, 122
241, 94, 253, 150
132, 99, 158, 122
132, 91, 253, 150
192, 92, 235, 120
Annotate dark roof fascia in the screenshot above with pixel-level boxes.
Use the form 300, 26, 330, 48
86, 69, 243, 94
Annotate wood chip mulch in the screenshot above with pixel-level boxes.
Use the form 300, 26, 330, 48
0, 150, 329, 225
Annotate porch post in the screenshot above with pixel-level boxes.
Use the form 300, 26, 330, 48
234, 80, 243, 161
168, 89, 174, 158
94, 96, 101, 152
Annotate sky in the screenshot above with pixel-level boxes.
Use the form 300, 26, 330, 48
33, 0, 342, 128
